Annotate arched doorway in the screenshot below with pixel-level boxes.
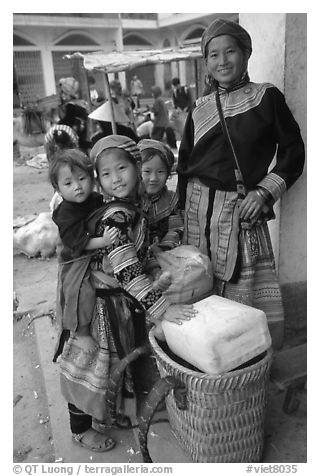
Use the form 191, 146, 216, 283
52, 33, 100, 102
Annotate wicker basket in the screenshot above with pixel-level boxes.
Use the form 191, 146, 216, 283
138, 328, 272, 463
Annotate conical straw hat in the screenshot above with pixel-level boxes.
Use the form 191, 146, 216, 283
88, 100, 129, 124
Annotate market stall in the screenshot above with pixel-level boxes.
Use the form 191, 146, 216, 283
65, 45, 202, 134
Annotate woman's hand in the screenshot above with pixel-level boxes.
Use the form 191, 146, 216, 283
163, 304, 197, 325
238, 190, 267, 223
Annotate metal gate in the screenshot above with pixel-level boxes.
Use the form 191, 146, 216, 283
13, 51, 45, 106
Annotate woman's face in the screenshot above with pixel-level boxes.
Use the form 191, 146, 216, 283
205, 35, 247, 89
96, 148, 139, 200
142, 154, 168, 195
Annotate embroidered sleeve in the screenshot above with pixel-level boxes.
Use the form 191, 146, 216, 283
257, 172, 287, 202
97, 210, 170, 322
177, 111, 195, 209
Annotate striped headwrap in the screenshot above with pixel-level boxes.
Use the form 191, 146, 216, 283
201, 18, 252, 58
90, 134, 141, 164
44, 124, 78, 148
138, 139, 175, 174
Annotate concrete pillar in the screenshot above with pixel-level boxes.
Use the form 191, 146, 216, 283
40, 47, 56, 96
240, 13, 287, 270
240, 13, 307, 333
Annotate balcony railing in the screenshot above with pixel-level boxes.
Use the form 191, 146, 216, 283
120, 13, 157, 20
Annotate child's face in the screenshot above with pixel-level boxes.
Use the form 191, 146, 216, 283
142, 154, 168, 195
56, 165, 93, 203
96, 148, 139, 200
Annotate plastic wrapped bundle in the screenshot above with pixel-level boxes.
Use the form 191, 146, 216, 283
156, 245, 213, 304
161, 294, 272, 374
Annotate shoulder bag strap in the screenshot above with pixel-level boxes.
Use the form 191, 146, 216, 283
215, 90, 247, 198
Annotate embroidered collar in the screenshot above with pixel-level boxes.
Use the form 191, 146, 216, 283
218, 77, 249, 95
148, 186, 168, 203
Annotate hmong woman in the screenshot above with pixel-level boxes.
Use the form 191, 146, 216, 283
138, 139, 184, 252
55, 135, 196, 452
177, 18, 305, 349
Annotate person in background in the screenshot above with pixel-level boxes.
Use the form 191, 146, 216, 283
44, 98, 91, 212
136, 116, 154, 140
57, 102, 90, 155
130, 74, 144, 108
88, 100, 139, 145
139, 139, 183, 252
58, 77, 89, 119
54, 77, 91, 155
150, 86, 177, 149
177, 18, 305, 349
171, 77, 193, 140
171, 77, 193, 112
88, 76, 105, 107
122, 88, 136, 129
44, 126, 79, 163
110, 80, 135, 130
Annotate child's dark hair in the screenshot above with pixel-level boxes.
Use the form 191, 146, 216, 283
48, 149, 94, 190
52, 129, 74, 149
141, 147, 172, 175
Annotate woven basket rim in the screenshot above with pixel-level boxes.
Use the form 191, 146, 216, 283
149, 327, 272, 380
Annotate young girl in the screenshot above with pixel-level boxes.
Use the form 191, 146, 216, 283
58, 135, 196, 452
139, 139, 184, 252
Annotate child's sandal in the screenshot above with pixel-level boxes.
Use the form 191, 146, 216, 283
72, 428, 116, 452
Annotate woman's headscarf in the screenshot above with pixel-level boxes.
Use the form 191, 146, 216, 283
201, 18, 252, 58
138, 139, 175, 174
90, 134, 141, 164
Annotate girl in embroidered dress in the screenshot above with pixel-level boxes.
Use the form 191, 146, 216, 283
177, 18, 305, 350
139, 139, 184, 254
58, 135, 196, 452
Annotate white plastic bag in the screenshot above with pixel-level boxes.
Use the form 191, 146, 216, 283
156, 245, 213, 304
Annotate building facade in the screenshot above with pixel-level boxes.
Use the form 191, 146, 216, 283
13, 13, 237, 107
